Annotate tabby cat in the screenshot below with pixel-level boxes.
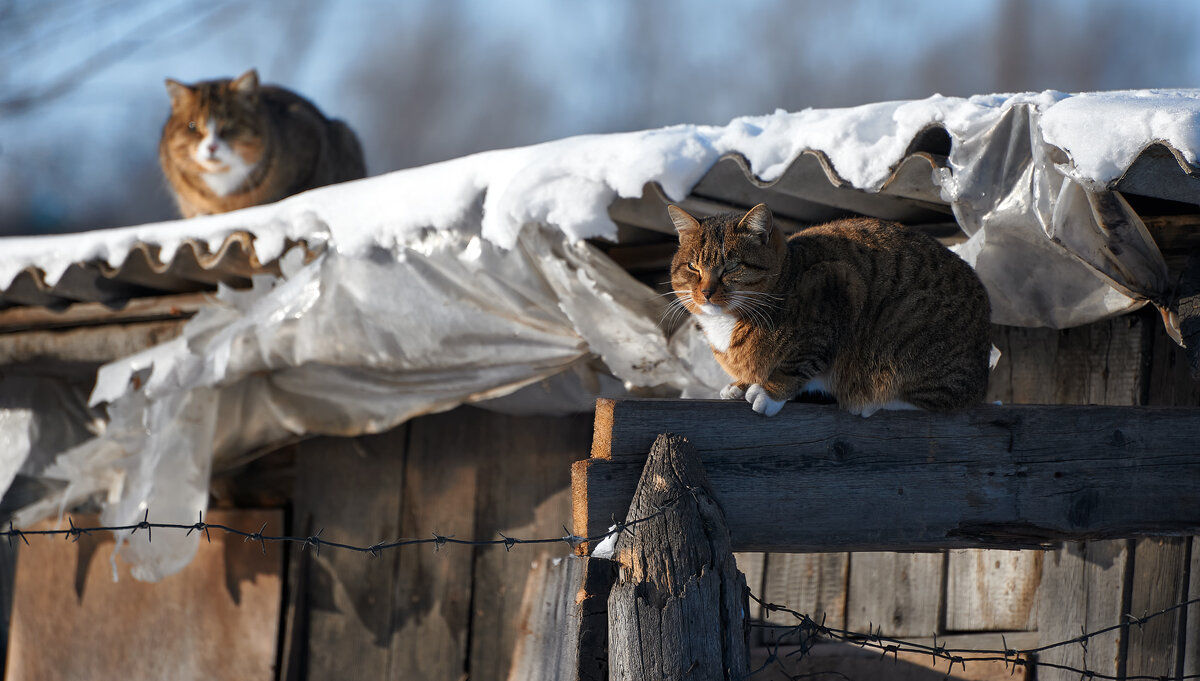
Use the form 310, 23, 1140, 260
668, 203, 991, 416
159, 69, 365, 218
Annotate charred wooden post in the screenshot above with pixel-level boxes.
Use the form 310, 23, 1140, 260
606, 433, 750, 681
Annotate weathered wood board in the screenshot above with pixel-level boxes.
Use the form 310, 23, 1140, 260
283, 408, 592, 681
761, 552, 848, 638
945, 549, 1041, 632
465, 411, 591, 681
1125, 537, 1191, 679
846, 552, 944, 637
283, 427, 408, 681
5, 510, 283, 681
576, 399, 1200, 552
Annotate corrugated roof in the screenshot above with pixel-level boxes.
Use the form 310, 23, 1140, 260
0, 233, 321, 311
1, 122, 1197, 317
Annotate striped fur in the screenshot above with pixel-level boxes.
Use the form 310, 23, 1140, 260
160, 69, 365, 218
668, 203, 991, 415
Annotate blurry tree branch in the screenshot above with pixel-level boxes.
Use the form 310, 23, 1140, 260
0, 0, 238, 117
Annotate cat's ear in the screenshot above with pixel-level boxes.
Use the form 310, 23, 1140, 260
231, 69, 260, 95
737, 203, 773, 244
165, 79, 193, 107
667, 205, 700, 239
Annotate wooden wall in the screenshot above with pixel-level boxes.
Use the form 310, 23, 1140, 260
279, 407, 593, 681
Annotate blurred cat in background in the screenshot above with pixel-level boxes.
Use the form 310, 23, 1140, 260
159, 69, 365, 218
668, 203, 992, 417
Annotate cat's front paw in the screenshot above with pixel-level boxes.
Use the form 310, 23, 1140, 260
720, 382, 746, 400
745, 384, 786, 416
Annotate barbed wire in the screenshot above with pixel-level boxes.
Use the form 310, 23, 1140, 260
4, 496, 1196, 681
746, 590, 1200, 681
0, 487, 702, 556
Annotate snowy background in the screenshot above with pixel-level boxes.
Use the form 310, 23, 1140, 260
2, 0, 1199, 236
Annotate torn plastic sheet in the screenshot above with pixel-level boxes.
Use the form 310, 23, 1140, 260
941, 97, 1172, 328
16, 224, 716, 580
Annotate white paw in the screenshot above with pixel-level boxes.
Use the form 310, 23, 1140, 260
720, 383, 746, 400
745, 383, 786, 416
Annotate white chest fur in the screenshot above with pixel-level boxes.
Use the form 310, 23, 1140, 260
695, 307, 739, 353
194, 117, 256, 197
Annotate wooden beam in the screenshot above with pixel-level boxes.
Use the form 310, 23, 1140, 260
574, 399, 1200, 553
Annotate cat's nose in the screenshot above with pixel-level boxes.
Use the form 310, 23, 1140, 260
207, 143, 218, 154
701, 287, 716, 300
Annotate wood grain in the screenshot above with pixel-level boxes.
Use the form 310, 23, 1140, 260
846, 553, 944, 637
1185, 537, 1200, 678
506, 555, 585, 681
465, 410, 592, 681
388, 410, 482, 681
607, 434, 749, 680
285, 428, 407, 681
761, 553, 848, 638
1036, 540, 1130, 681
5, 510, 282, 681
577, 399, 1200, 552
945, 549, 1041, 632
1125, 537, 1190, 679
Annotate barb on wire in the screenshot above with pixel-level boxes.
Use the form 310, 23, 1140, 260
0, 486, 697, 559
746, 590, 1200, 681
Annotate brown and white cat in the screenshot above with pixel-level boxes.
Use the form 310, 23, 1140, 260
668, 203, 991, 416
159, 69, 365, 218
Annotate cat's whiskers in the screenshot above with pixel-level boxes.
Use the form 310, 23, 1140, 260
727, 292, 778, 331
658, 295, 694, 331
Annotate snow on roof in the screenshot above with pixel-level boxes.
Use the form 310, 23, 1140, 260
4, 89, 1196, 301
3, 89, 1198, 581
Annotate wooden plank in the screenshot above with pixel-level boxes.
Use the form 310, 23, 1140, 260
735, 552, 767, 644
846, 553, 944, 638
387, 410, 481, 681
5, 510, 282, 681
0, 541, 15, 680
283, 427, 407, 681
606, 433, 749, 680
0, 319, 185, 367
506, 555, 585, 681
1036, 540, 1130, 681
945, 549, 1041, 631
464, 410, 592, 681
1185, 537, 1200, 678
576, 399, 1200, 552
761, 553, 848, 638
0, 291, 208, 334
1125, 537, 1190, 679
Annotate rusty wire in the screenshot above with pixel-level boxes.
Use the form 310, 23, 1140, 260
746, 590, 1200, 681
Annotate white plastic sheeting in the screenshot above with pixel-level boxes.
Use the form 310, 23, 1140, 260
4, 89, 1198, 579
14, 225, 713, 580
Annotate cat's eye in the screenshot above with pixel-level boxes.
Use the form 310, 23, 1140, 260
724, 262, 744, 274
686, 262, 700, 273
187, 121, 197, 131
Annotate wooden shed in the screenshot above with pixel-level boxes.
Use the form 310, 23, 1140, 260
0, 92, 1198, 680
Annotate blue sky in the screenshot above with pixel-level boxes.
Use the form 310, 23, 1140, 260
1, 0, 1196, 234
